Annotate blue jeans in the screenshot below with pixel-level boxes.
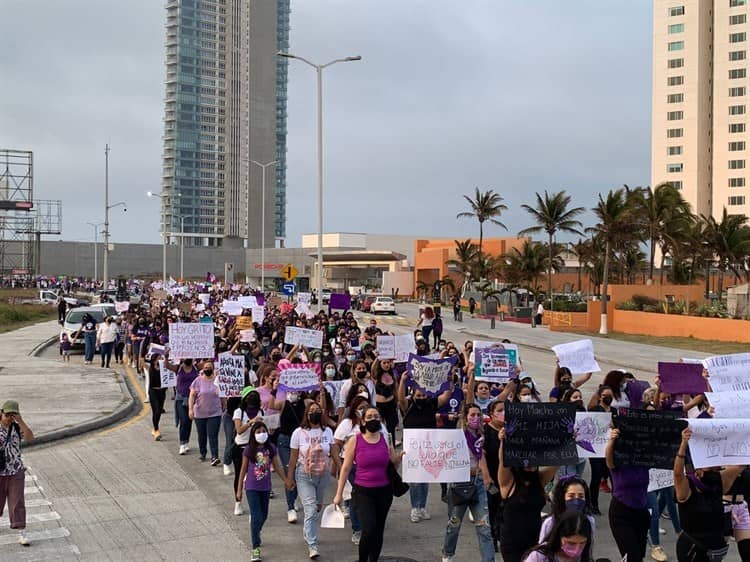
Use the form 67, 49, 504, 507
277, 434, 298, 511
295, 465, 330, 548
648, 487, 681, 545
99, 341, 114, 366
84, 332, 96, 362
194, 415, 221, 459
443, 477, 494, 562
348, 464, 361, 533
175, 394, 192, 445
558, 459, 586, 479
222, 412, 234, 466
410, 482, 429, 509
246, 490, 270, 548
421, 325, 433, 345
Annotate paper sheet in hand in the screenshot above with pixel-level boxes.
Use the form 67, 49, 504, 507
551, 339, 600, 374
702, 353, 750, 392
705, 390, 750, 418
284, 326, 323, 349
688, 418, 750, 468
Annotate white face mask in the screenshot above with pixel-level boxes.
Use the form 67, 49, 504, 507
255, 432, 268, 444
288, 393, 299, 403
358, 392, 369, 399
519, 395, 533, 403
325, 368, 336, 378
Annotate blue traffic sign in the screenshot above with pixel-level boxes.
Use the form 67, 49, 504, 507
282, 282, 296, 296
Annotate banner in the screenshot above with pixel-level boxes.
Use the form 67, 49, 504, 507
658, 362, 707, 395
703, 353, 750, 392
551, 339, 600, 374
687, 418, 750, 468
402, 428, 471, 483
235, 316, 254, 331
648, 469, 674, 492
114, 301, 130, 313
159, 359, 176, 388
474, 348, 515, 383
395, 334, 417, 362
612, 409, 687, 469
284, 326, 324, 349
168, 323, 215, 360
406, 353, 456, 396
278, 363, 321, 391
217, 352, 245, 398
574, 411, 612, 458
251, 306, 265, 325
376, 335, 396, 360
705, 391, 750, 418
504, 402, 577, 467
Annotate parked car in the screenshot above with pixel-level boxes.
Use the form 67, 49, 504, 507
362, 295, 377, 313
62, 307, 109, 347
370, 296, 396, 315
321, 288, 332, 304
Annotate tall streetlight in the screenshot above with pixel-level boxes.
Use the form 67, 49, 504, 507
147, 191, 180, 286
179, 215, 185, 281
102, 144, 127, 291
250, 159, 278, 291
278, 51, 361, 310
86, 222, 104, 282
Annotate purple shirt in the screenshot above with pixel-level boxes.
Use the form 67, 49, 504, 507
243, 444, 277, 491
189, 376, 223, 419
611, 464, 649, 509
353, 433, 390, 488
176, 366, 199, 397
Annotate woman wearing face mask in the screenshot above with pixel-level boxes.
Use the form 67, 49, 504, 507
188, 361, 224, 466
373, 359, 398, 448
286, 402, 340, 559
147, 354, 167, 441
338, 360, 376, 418
231, 387, 263, 516
441, 404, 495, 562
539, 477, 595, 544
498, 426, 559, 562
164, 353, 199, 455
674, 428, 745, 562
515, 375, 542, 403
587, 386, 614, 515
557, 389, 588, 479
548, 366, 592, 403
483, 400, 505, 553
333, 406, 403, 562
322, 361, 339, 381
277, 389, 308, 524
522, 511, 593, 562
236, 421, 287, 562
97, 316, 117, 368
467, 368, 515, 416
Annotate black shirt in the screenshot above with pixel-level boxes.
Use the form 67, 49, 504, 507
403, 397, 439, 429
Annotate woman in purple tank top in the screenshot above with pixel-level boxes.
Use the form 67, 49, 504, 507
334, 406, 403, 562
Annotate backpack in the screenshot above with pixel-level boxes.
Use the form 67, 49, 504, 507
302, 429, 328, 477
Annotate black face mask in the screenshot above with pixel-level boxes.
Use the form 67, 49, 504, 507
203, 369, 213, 376
308, 412, 322, 425
271, 354, 281, 361
415, 398, 429, 409
246, 394, 260, 409
364, 419, 381, 433
602, 395, 613, 406
354, 370, 367, 379
572, 399, 585, 411
560, 379, 572, 388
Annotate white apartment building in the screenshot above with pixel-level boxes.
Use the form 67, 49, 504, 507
652, 0, 750, 219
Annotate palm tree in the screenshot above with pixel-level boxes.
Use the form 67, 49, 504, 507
415, 280, 430, 302
519, 190, 585, 305
457, 188, 508, 278
700, 208, 750, 297
569, 238, 589, 293
446, 239, 479, 296
504, 240, 549, 290
587, 188, 636, 334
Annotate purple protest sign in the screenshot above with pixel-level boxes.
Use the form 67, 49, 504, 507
658, 362, 707, 395
329, 293, 351, 311
406, 353, 457, 397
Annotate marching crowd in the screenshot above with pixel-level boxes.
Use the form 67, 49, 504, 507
2, 279, 750, 562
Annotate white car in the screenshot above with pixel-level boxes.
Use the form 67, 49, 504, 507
62, 307, 109, 347
370, 297, 396, 315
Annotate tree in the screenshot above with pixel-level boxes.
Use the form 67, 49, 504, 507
446, 239, 479, 296
503, 239, 549, 291
519, 190, 585, 305
415, 280, 430, 302
700, 208, 750, 297
569, 238, 589, 292
587, 188, 636, 334
457, 188, 508, 278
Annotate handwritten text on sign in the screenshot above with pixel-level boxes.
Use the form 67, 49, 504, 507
376, 335, 395, 359
703, 353, 750, 392
168, 323, 215, 360
574, 411, 612, 458
705, 391, 750, 419
278, 363, 320, 391
217, 352, 245, 398
688, 418, 750, 468
648, 469, 674, 492
406, 354, 456, 396
551, 339, 600, 374
284, 326, 324, 349
402, 429, 471, 483
504, 402, 578, 467
159, 360, 176, 388
612, 409, 687, 470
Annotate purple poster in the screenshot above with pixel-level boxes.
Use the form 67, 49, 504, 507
329, 293, 351, 310
658, 362, 707, 395
406, 353, 457, 397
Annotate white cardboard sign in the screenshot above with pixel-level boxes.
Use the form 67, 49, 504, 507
159, 359, 176, 388
284, 326, 324, 349
703, 353, 750, 392
551, 339, 601, 374
687, 418, 750, 468
168, 322, 215, 360
402, 429, 471, 483
574, 411, 612, 458
217, 352, 245, 398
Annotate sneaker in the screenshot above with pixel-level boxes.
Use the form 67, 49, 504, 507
153, 430, 162, 441
251, 548, 262, 562
199, 455, 206, 462
287, 509, 298, 523
651, 545, 668, 562
351, 531, 361, 545
442, 556, 455, 562
341, 504, 350, 519
269, 490, 275, 499
179, 444, 188, 455
599, 480, 612, 493
659, 527, 666, 535
308, 546, 320, 559
410, 508, 421, 523
419, 508, 431, 520
17, 530, 30, 546
223, 464, 233, 476
210, 457, 221, 466
234, 501, 244, 516
468, 510, 474, 523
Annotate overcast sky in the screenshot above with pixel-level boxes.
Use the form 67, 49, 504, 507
0, 1, 652, 248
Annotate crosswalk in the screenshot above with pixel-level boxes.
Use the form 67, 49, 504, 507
0, 468, 79, 561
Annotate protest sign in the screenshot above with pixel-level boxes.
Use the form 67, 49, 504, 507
251, 306, 265, 325
114, 301, 130, 313
267, 295, 284, 308
574, 411, 612, 458
705, 390, 750, 418
278, 363, 321, 391
168, 323, 215, 360
402, 429, 471, 483
395, 334, 417, 362
194, 303, 205, 312
298, 292, 312, 305
329, 293, 351, 310
406, 354, 456, 396
284, 326, 324, 349
657, 362, 707, 395
145, 343, 165, 361
648, 469, 674, 492
475, 348, 514, 384
703, 353, 750, 392
235, 316, 254, 331
159, 360, 176, 388
198, 293, 210, 305
612, 409, 687, 469
687, 418, 750, 468
551, 339, 600, 374
503, 402, 578, 467
237, 295, 257, 309
295, 303, 313, 317
323, 380, 345, 407
473, 340, 519, 366
376, 336, 396, 359
239, 329, 256, 343
178, 302, 192, 314
216, 352, 245, 398
221, 301, 244, 316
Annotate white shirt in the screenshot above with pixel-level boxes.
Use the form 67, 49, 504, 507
337, 378, 376, 409
290, 426, 334, 466
333, 418, 390, 458
97, 323, 118, 344
232, 408, 259, 445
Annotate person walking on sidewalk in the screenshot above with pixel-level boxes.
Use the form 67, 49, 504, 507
165, 354, 199, 455
97, 316, 117, 368
0, 400, 34, 546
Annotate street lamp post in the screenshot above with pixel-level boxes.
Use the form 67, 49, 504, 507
147, 191, 179, 286
180, 216, 185, 281
86, 221, 104, 283
102, 145, 127, 291
278, 51, 361, 310
250, 159, 278, 291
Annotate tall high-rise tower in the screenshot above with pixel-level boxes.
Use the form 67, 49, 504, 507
161, 0, 289, 248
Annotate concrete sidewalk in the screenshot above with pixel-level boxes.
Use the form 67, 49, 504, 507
0, 320, 134, 444
399, 303, 710, 373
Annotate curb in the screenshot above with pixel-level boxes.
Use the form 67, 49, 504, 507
24, 334, 140, 449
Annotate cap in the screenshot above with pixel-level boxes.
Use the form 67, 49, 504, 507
240, 386, 256, 399
1, 400, 19, 415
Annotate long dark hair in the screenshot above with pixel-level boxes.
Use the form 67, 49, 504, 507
602, 370, 627, 400
245, 421, 270, 462
549, 476, 593, 519
347, 396, 370, 423
525, 510, 593, 561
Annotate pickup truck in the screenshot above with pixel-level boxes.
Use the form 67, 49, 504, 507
38, 290, 88, 308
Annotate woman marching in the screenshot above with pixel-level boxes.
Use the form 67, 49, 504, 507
235, 421, 287, 562
522, 511, 594, 562
334, 405, 404, 562
188, 360, 224, 465
441, 403, 495, 562
231, 386, 263, 516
